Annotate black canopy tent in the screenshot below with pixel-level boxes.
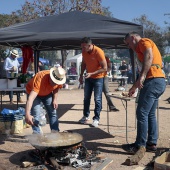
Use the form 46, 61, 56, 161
0, 11, 143, 79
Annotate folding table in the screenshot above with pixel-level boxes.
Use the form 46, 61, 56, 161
0, 87, 26, 110
107, 93, 136, 143
107, 93, 160, 143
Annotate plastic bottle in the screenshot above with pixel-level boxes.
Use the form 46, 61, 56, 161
39, 106, 46, 126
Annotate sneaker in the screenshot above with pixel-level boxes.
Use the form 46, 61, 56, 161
79, 116, 90, 124
91, 119, 99, 127
146, 144, 157, 152
122, 143, 139, 153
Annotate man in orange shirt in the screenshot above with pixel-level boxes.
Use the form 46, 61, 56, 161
123, 32, 166, 153
79, 37, 107, 127
25, 67, 66, 134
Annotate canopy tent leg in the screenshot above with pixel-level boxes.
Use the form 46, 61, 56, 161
34, 50, 40, 74
129, 49, 136, 83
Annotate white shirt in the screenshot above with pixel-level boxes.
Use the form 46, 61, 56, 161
4, 56, 20, 78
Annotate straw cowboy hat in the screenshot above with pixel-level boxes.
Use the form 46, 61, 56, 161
10, 49, 19, 57
50, 67, 66, 85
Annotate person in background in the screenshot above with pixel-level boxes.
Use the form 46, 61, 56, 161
122, 32, 166, 153
68, 63, 77, 80
3, 49, 23, 104
112, 63, 117, 76
127, 63, 133, 84
79, 37, 107, 127
104, 56, 119, 112
25, 67, 66, 134
118, 60, 128, 86
38, 61, 45, 71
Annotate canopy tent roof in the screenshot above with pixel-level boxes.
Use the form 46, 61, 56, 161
65, 53, 82, 63
0, 11, 143, 50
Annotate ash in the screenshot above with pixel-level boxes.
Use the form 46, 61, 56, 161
29, 144, 105, 169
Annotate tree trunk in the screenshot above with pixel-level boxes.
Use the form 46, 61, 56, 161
61, 49, 67, 68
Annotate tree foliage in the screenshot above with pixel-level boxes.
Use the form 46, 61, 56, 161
133, 15, 166, 56
0, 14, 14, 60
9, 0, 103, 23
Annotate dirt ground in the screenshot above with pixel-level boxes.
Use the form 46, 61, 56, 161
0, 81, 170, 170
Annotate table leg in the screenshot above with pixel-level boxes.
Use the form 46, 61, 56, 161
121, 100, 129, 143
125, 78, 128, 91
107, 103, 110, 133
1, 92, 2, 111
107, 95, 136, 144
125, 101, 128, 143
17, 91, 19, 108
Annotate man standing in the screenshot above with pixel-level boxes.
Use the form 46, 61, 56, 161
4, 49, 23, 104
119, 60, 128, 86
104, 56, 119, 112
79, 37, 107, 127
123, 32, 166, 153
25, 67, 66, 134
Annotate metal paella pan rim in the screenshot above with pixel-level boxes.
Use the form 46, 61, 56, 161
26, 132, 83, 149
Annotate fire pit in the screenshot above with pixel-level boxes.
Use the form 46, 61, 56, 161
23, 132, 103, 169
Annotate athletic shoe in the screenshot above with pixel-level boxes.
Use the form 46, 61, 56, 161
91, 119, 99, 127
79, 116, 90, 124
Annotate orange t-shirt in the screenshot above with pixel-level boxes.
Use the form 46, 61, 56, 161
26, 70, 63, 96
135, 38, 165, 79
82, 45, 105, 78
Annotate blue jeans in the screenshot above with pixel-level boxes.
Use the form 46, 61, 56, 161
135, 78, 166, 147
30, 93, 59, 134
9, 91, 20, 101
83, 78, 103, 121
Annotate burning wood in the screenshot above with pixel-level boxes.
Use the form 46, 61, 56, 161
23, 132, 108, 169
22, 144, 106, 169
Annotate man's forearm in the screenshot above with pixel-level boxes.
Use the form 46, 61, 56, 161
80, 65, 86, 76
140, 51, 153, 78
92, 68, 107, 75
25, 99, 33, 117
53, 88, 59, 101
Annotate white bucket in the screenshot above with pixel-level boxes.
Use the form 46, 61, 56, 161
7, 79, 17, 89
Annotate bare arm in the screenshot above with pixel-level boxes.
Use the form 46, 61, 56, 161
107, 61, 112, 72
53, 88, 59, 109
25, 90, 38, 125
140, 48, 153, 79
79, 60, 86, 84
129, 48, 153, 96
85, 59, 107, 78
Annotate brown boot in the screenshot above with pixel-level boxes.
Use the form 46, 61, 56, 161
19, 98, 24, 103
